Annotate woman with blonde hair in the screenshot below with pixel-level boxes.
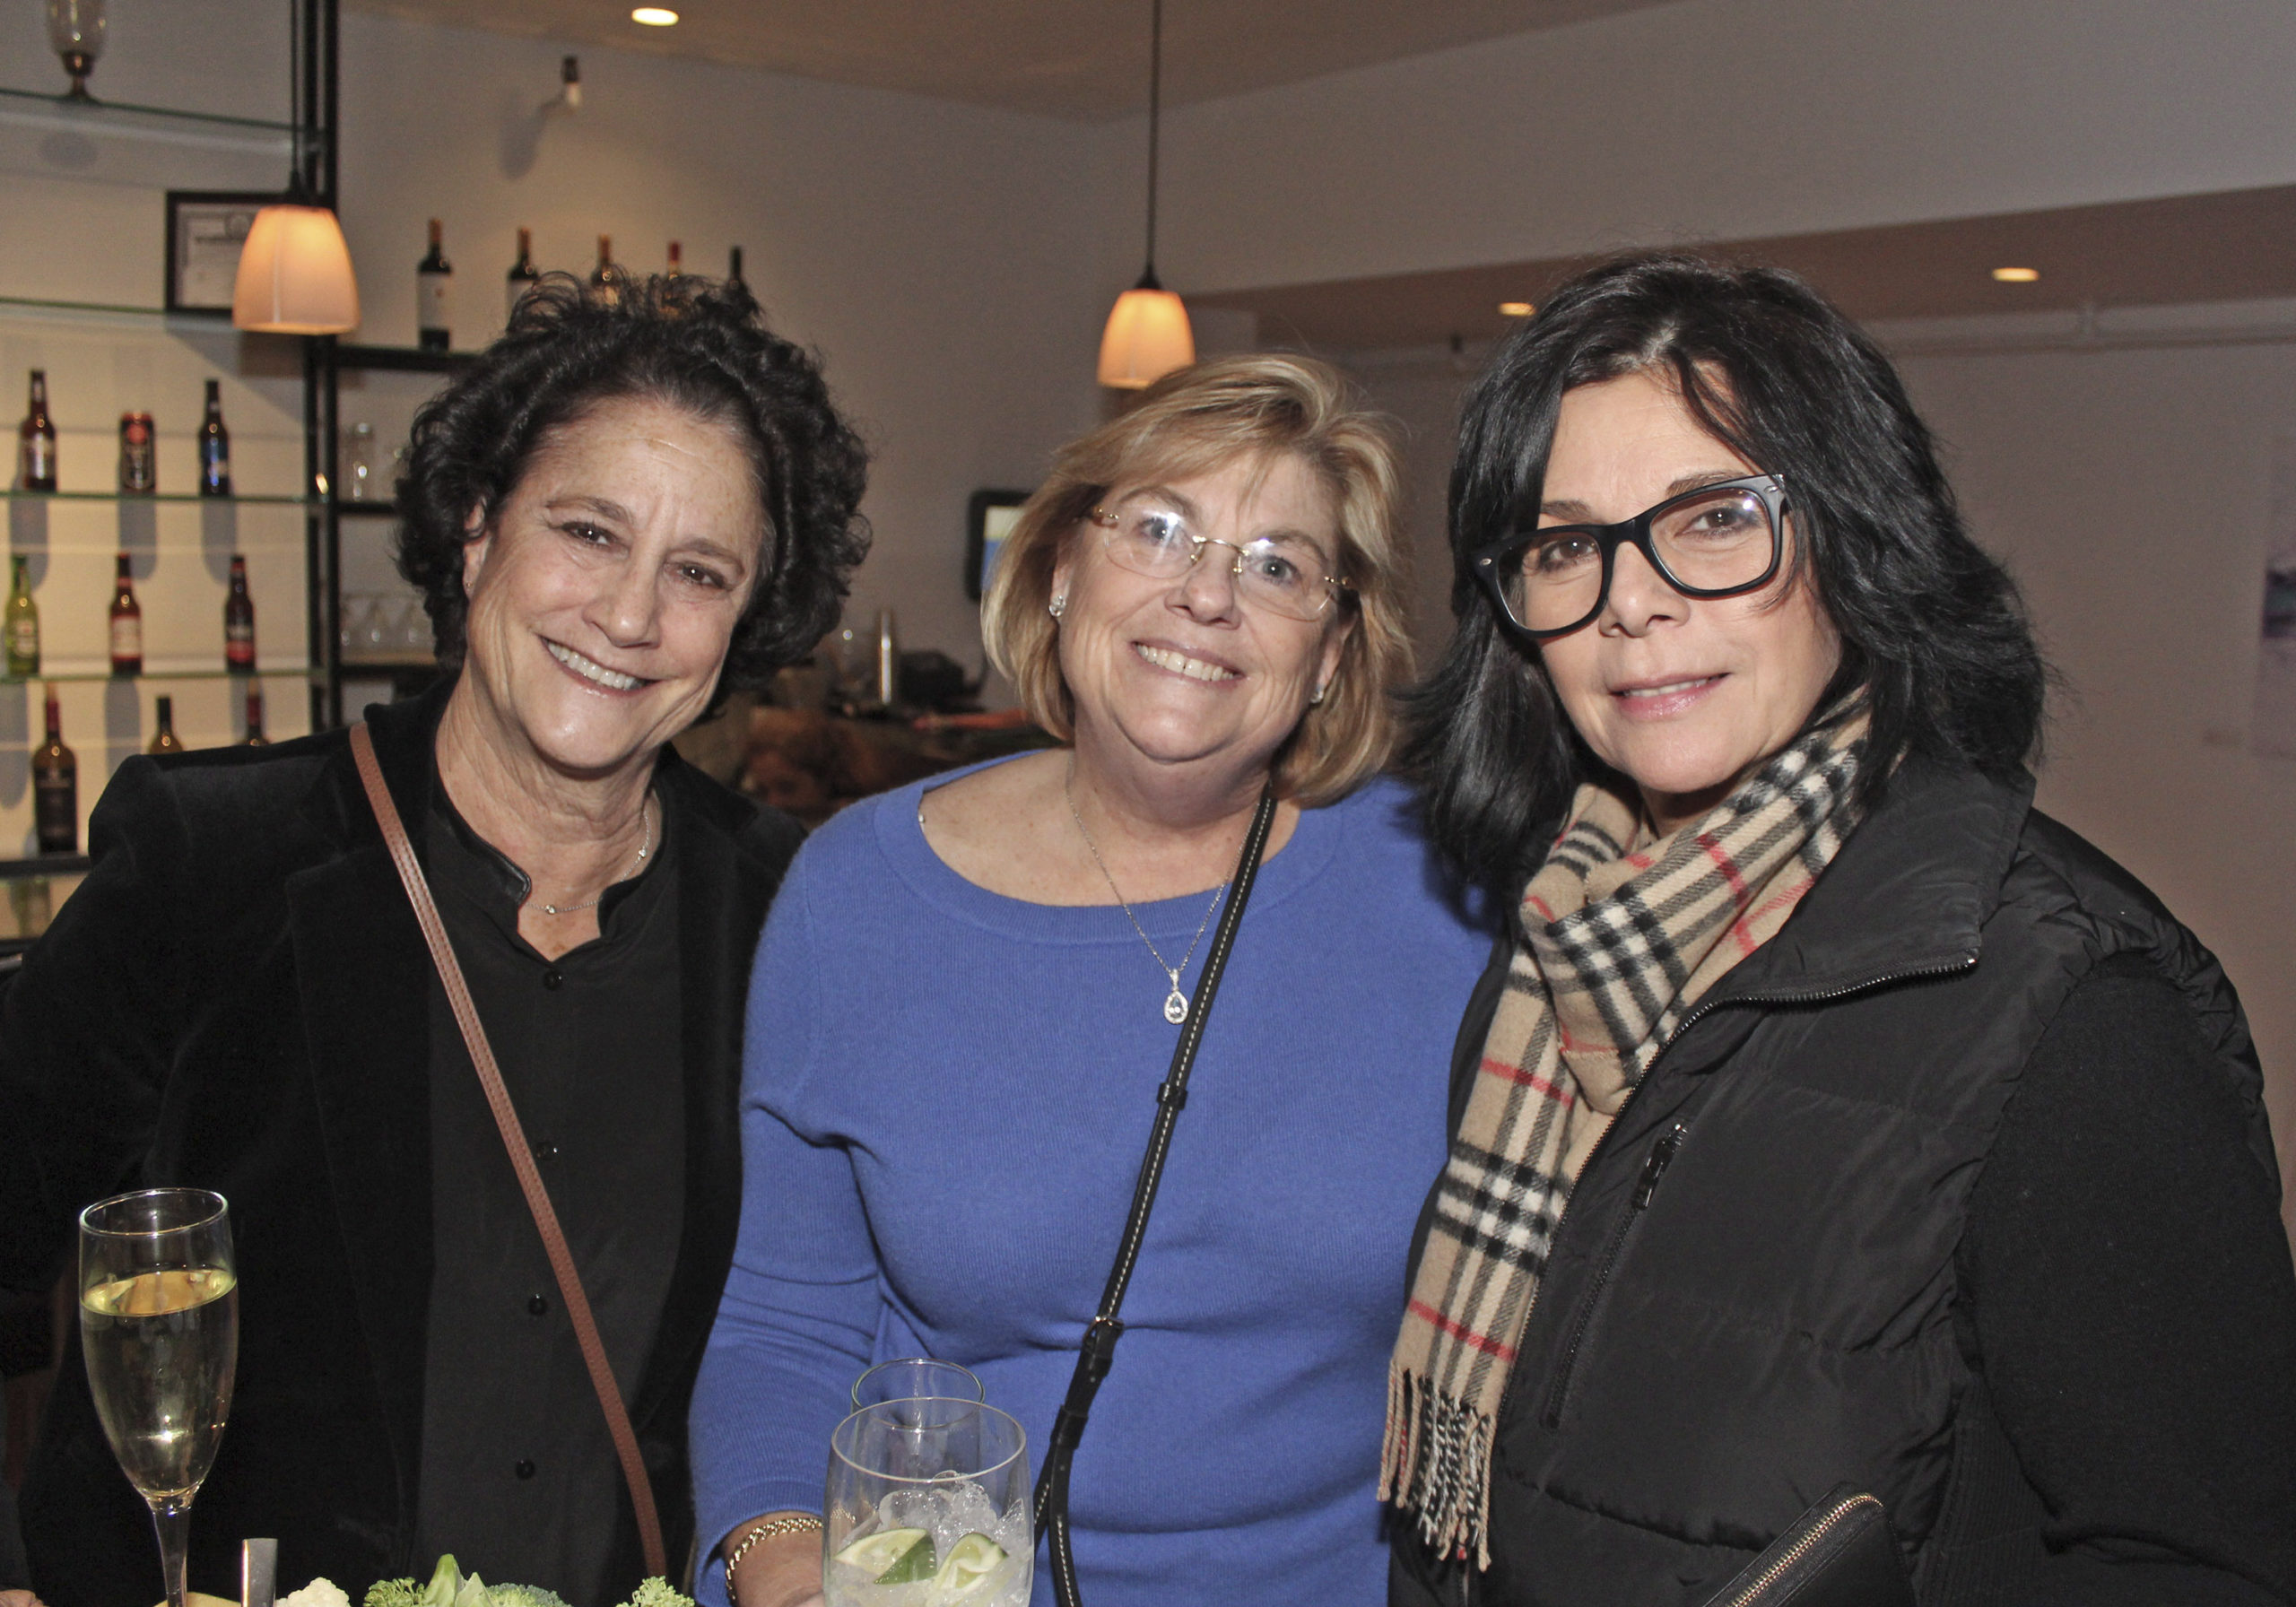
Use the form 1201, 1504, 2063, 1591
693, 354, 1493, 1607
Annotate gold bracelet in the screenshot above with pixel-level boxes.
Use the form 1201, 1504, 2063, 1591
724, 1513, 824, 1598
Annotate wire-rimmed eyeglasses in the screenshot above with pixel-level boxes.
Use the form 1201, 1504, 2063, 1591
1471, 473, 1788, 640
1089, 499, 1352, 622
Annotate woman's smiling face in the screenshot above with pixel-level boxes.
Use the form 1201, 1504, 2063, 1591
1052, 450, 1350, 785
1535, 369, 1842, 834
457, 392, 765, 781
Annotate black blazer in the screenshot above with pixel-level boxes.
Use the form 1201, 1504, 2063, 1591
0, 686, 802, 1607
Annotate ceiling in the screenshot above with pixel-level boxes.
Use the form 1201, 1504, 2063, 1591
1197, 185, 2296, 352
344, 0, 1677, 119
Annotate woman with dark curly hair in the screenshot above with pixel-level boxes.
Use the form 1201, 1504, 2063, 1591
0, 274, 869, 1607
1384, 254, 2296, 1604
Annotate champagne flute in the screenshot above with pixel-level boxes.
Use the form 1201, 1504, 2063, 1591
824, 1398, 1029, 1607
79, 1188, 239, 1607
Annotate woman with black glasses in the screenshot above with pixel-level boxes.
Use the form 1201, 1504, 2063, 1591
1384, 253, 2296, 1605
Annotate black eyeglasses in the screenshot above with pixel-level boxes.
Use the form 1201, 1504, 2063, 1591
1470, 473, 1789, 640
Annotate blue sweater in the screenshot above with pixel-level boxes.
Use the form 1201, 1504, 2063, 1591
690, 769, 1491, 1607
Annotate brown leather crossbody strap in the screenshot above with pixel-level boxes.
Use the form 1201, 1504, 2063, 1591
349, 722, 667, 1579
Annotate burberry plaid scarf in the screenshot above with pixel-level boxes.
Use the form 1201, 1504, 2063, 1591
1381, 715, 1868, 1565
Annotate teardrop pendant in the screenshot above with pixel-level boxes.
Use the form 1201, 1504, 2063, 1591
1163, 986, 1188, 1025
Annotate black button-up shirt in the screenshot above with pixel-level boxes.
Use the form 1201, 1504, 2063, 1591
413, 780, 684, 1604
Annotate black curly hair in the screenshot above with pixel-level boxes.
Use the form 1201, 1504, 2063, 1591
394, 272, 869, 696
1405, 251, 2048, 899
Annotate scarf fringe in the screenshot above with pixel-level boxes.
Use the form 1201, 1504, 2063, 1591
1381, 1363, 1495, 1569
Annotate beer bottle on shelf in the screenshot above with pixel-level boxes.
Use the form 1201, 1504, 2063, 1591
198, 379, 231, 497
109, 553, 142, 675
19, 370, 57, 492
418, 218, 453, 352
118, 412, 156, 493
242, 682, 268, 746
6, 555, 39, 679
148, 694, 184, 755
33, 683, 76, 854
506, 226, 541, 320
225, 553, 257, 672
726, 245, 745, 292
588, 235, 626, 308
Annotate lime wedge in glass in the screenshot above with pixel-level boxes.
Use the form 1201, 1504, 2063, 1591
933, 1533, 1006, 1598
834, 1528, 934, 1583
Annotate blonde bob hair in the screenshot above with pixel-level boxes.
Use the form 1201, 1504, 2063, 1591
982, 353, 1411, 807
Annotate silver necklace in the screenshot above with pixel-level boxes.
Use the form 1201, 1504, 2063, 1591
1065, 767, 1229, 1024
536, 795, 656, 916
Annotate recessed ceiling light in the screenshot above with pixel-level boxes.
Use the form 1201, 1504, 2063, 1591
631, 6, 679, 23
1498, 301, 1535, 317
1991, 266, 2039, 283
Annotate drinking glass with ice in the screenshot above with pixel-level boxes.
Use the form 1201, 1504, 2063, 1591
824, 1398, 1030, 1607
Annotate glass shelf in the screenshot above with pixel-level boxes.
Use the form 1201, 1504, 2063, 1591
0, 293, 171, 321
336, 344, 475, 374
3, 490, 312, 506
341, 653, 436, 672
333, 500, 401, 518
0, 83, 304, 138
5, 667, 317, 684
0, 854, 91, 878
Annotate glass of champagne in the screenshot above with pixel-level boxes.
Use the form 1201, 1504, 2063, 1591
850, 1358, 985, 1413
824, 1398, 1029, 1607
79, 1188, 239, 1607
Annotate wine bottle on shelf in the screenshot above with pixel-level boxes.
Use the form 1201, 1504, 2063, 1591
198, 380, 231, 497
108, 553, 142, 676
224, 553, 256, 673
6, 555, 39, 680
241, 682, 267, 746
20, 370, 57, 492
33, 684, 76, 855
417, 218, 453, 352
726, 245, 745, 292
506, 226, 541, 320
588, 234, 626, 308
148, 694, 184, 755
665, 239, 683, 279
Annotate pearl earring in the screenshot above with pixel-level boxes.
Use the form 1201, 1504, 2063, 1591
1309, 684, 1327, 707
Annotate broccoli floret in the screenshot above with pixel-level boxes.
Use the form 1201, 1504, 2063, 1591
363, 1580, 421, 1607
620, 1579, 693, 1607
484, 1585, 572, 1607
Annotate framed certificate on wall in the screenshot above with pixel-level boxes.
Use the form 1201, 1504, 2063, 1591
164, 191, 277, 316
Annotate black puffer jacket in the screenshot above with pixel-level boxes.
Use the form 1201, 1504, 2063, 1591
1390, 758, 2288, 1606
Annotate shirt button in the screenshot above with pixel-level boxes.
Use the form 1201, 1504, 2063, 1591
527, 1294, 548, 1316
515, 1458, 536, 1480
542, 969, 563, 991
537, 1142, 560, 1162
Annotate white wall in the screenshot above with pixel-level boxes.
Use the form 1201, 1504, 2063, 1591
1144, 0, 2296, 293
4, 1, 1127, 698
330, 12, 1115, 671
1894, 326, 2296, 1236
1346, 313, 2296, 1239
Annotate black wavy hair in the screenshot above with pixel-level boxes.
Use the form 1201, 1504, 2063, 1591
1403, 251, 2047, 899
396, 272, 869, 695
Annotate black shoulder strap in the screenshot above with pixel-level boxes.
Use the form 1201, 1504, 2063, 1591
1031, 786, 1280, 1607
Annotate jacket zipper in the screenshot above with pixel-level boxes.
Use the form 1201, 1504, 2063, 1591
1540, 1122, 1686, 1428
1489, 950, 1974, 1435
1712, 1491, 1883, 1607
